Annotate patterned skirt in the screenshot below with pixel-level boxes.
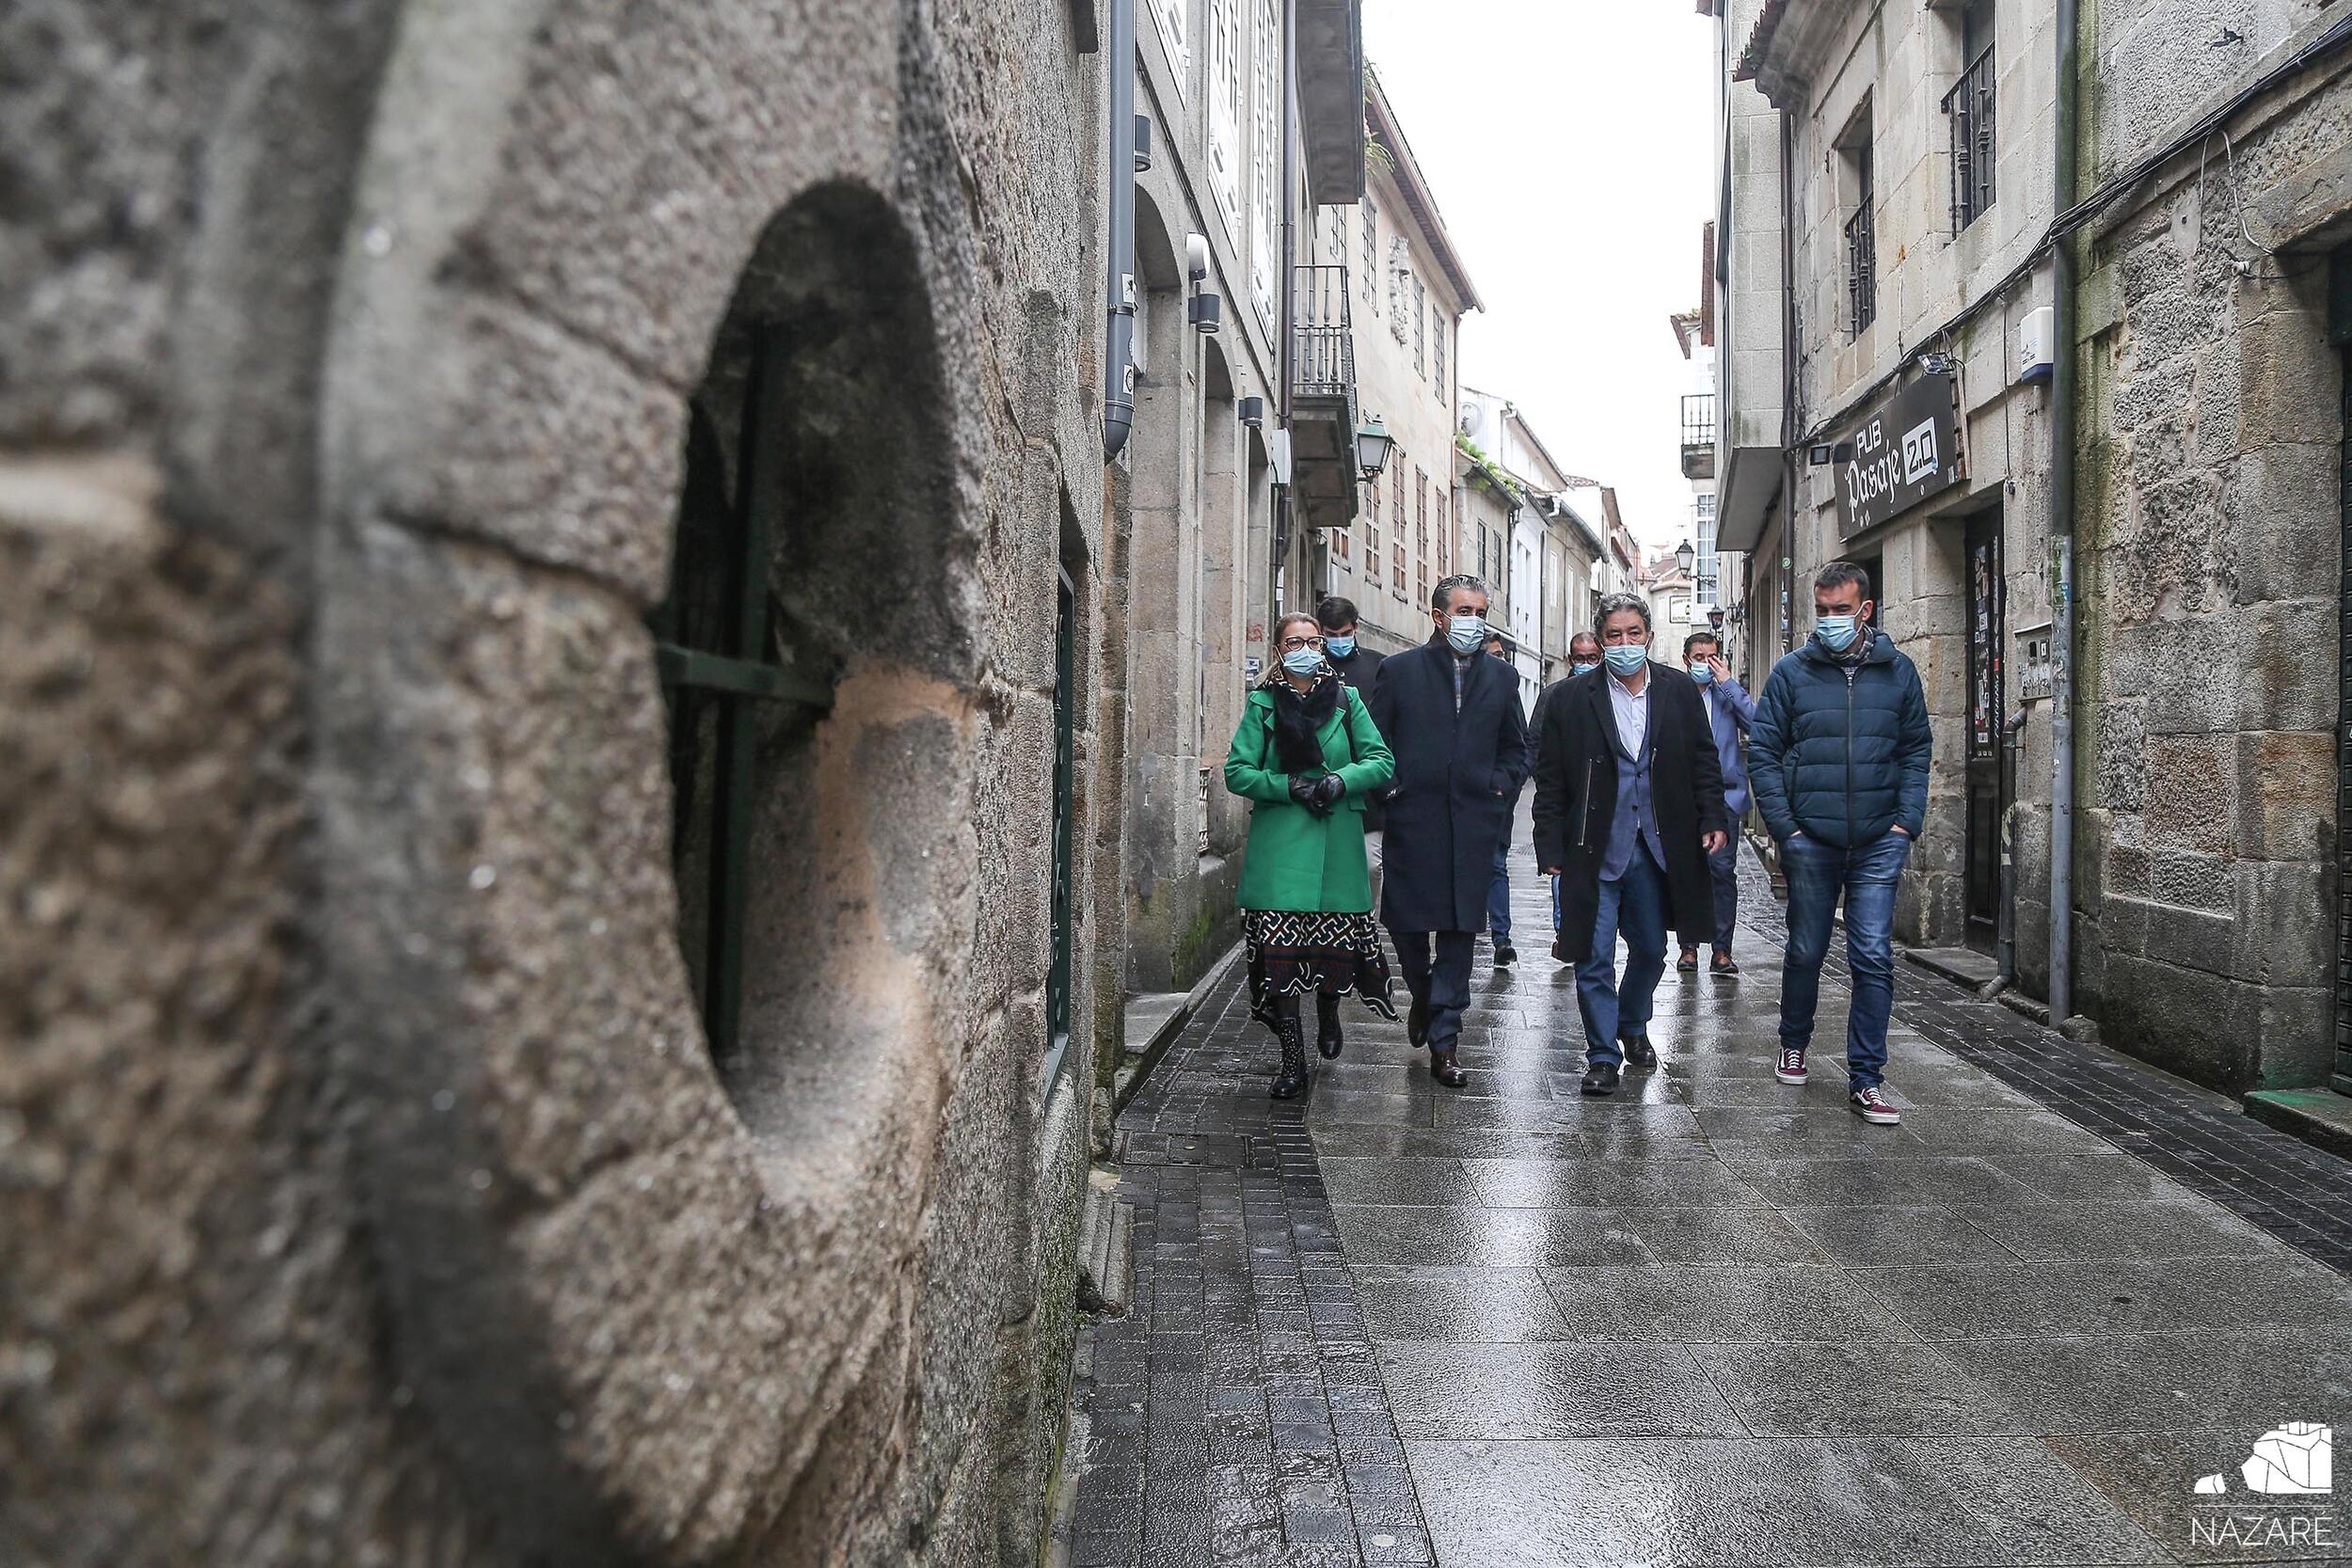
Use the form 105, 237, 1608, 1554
1242, 909, 1400, 1029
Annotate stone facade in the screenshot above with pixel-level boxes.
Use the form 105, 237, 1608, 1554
2063, 9, 2352, 1093
2, 2, 1122, 1562
1711, 0, 2352, 1100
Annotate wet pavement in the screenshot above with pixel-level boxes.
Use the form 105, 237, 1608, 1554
1068, 830, 2352, 1568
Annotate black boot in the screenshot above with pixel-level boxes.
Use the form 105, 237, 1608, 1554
1270, 1014, 1309, 1099
1315, 991, 1345, 1059
1407, 999, 1431, 1050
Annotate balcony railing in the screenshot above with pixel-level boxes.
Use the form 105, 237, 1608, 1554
1679, 393, 1717, 481
1944, 46, 1996, 232
1293, 262, 1356, 402
1845, 203, 1878, 335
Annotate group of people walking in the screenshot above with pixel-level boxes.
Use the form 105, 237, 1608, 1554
1221, 562, 1932, 1125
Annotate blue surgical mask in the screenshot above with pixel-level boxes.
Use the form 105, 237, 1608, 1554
1445, 614, 1486, 654
1604, 644, 1647, 676
1325, 635, 1356, 658
1281, 647, 1325, 677
1689, 661, 1714, 686
1817, 614, 1860, 653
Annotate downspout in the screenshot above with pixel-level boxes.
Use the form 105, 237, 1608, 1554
1271, 0, 1299, 610
2049, 0, 2080, 1021
1103, 0, 1137, 459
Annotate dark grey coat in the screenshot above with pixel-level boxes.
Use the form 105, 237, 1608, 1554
1367, 639, 1530, 934
1531, 663, 1729, 951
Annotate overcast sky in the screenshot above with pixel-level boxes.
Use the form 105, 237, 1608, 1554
1362, 1, 1719, 552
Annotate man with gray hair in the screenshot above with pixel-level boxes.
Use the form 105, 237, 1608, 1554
1533, 594, 1727, 1095
1368, 575, 1530, 1088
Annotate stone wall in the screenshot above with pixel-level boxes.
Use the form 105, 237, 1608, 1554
2058, 45, 2352, 1092
0, 2, 1114, 1562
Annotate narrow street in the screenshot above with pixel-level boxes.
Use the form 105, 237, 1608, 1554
1068, 820, 2352, 1568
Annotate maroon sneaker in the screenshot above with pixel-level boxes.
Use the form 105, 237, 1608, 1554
1774, 1047, 1808, 1085
1850, 1085, 1902, 1125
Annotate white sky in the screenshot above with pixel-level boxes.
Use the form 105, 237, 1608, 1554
1362, 0, 1718, 553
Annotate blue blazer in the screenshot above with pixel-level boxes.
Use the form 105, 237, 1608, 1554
1698, 675, 1756, 818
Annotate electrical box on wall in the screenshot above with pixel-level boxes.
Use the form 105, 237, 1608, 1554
2018, 306, 2055, 385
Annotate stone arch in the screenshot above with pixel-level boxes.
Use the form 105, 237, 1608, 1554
319, 104, 983, 1568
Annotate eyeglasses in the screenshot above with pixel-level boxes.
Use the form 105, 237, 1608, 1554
1279, 634, 1327, 652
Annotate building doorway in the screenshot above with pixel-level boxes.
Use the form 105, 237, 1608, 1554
1963, 507, 2006, 948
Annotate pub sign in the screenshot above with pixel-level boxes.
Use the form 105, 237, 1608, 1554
1836, 371, 1964, 538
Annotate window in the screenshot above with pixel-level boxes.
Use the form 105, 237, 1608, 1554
1694, 493, 1719, 607
1841, 108, 1877, 335
1335, 518, 1351, 560
1436, 492, 1449, 576
1391, 457, 1408, 601
1362, 201, 1378, 309
1326, 205, 1345, 263
1151, 0, 1190, 96
1947, 0, 1996, 231
1433, 313, 1446, 398
1413, 275, 1427, 374
1414, 467, 1429, 608
1248, 0, 1279, 324
1206, 0, 1240, 231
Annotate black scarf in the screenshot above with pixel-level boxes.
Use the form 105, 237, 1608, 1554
1263, 670, 1341, 774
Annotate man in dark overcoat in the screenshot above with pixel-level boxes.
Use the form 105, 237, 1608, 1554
1533, 594, 1728, 1097
1368, 574, 1529, 1088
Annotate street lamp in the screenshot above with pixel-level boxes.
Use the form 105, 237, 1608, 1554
1674, 539, 1695, 577
1355, 414, 1396, 482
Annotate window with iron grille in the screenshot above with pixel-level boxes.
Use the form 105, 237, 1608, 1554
1946, 0, 1995, 231
1842, 111, 1877, 336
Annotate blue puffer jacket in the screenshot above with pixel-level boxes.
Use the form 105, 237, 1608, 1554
1748, 631, 1932, 847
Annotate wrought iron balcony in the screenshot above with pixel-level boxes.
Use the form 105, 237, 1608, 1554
1680, 393, 1717, 481
1845, 204, 1878, 336
1289, 262, 1360, 527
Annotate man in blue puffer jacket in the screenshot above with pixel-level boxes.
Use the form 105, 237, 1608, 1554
1748, 561, 1932, 1126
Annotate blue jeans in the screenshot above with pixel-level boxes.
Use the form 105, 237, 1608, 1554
1779, 829, 1912, 1089
1706, 836, 1740, 956
1575, 846, 1668, 1065
1488, 838, 1513, 943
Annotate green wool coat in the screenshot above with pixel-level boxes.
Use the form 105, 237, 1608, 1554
1223, 682, 1396, 912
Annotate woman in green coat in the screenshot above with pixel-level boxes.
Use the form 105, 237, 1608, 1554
1223, 612, 1399, 1098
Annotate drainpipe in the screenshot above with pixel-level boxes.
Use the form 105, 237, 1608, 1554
2048, 0, 2080, 1021
1103, 0, 1137, 459
1274, 0, 1298, 609
1996, 709, 2027, 993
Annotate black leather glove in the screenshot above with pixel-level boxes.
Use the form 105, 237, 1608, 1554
1288, 775, 1322, 809
1312, 773, 1346, 812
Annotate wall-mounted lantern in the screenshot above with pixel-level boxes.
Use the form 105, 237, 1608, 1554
1355, 414, 1395, 482
1238, 395, 1265, 428
1189, 293, 1222, 334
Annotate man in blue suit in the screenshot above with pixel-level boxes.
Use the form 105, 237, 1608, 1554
1678, 628, 1754, 977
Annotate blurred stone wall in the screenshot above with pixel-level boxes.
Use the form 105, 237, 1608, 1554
0, 1, 1113, 1562
2055, 11, 2352, 1092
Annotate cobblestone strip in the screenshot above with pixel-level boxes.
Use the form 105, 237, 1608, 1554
1737, 854, 2352, 1276
1070, 985, 1435, 1568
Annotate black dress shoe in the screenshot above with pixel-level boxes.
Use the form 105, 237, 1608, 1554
1552, 934, 1575, 964
1710, 955, 1740, 977
1429, 1049, 1469, 1089
1580, 1061, 1622, 1097
1407, 1000, 1430, 1050
1676, 949, 1700, 973
1621, 1037, 1659, 1071
1494, 942, 1517, 968
1315, 992, 1345, 1059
